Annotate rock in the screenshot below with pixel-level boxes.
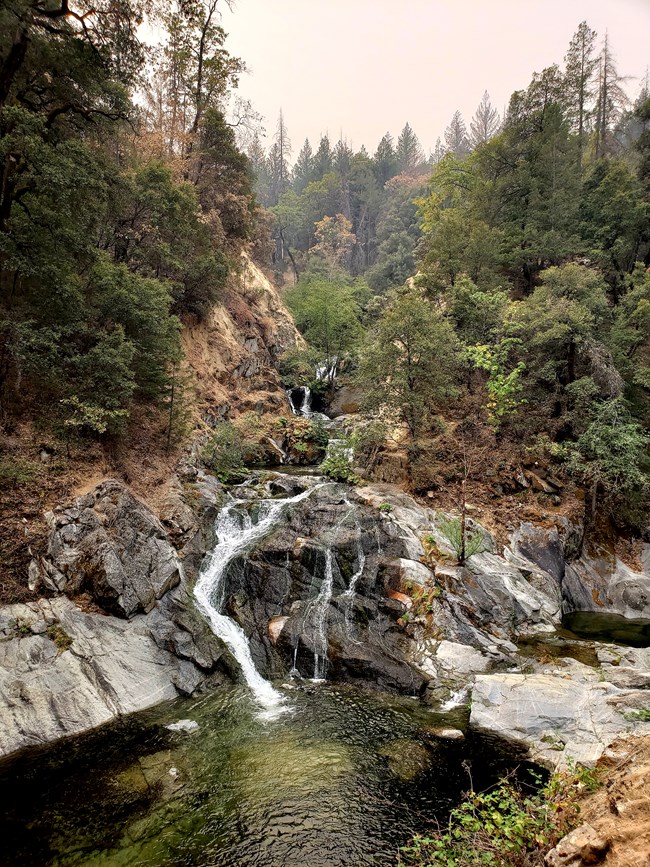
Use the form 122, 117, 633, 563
387, 590, 412, 608
268, 615, 289, 644
564, 548, 650, 619
435, 640, 491, 675
45, 479, 181, 618
426, 727, 465, 741
0, 597, 184, 759
165, 719, 199, 733
524, 470, 557, 494
470, 669, 650, 767
545, 823, 611, 866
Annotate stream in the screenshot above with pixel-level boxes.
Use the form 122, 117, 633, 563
0, 683, 531, 866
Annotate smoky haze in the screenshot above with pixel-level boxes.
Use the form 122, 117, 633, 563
221, 0, 650, 156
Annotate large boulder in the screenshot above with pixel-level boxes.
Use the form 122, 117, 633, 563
0, 597, 191, 758
39, 479, 181, 618
470, 662, 650, 767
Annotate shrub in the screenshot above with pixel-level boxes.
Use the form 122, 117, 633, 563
398, 764, 601, 867
321, 436, 359, 483
439, 516, 488, 563
200, 423, 247, 483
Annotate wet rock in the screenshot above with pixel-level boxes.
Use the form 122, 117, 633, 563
545, 823, 610, 866
165, 719, 199, 733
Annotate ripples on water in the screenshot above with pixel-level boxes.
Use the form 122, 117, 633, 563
0, 683, 528, 866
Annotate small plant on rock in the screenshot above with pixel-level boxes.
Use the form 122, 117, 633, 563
439, 516, 488, 565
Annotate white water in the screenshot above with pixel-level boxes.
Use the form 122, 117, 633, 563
195, 482, 319, 714
312, 547, 335, 680
440, 686, 470, 711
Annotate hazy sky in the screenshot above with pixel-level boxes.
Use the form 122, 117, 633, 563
219, 0, 650, 157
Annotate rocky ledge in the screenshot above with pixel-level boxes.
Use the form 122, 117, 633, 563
0, 478, 227, 760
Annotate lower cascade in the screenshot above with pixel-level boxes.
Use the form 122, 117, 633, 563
194, 480, 320, 712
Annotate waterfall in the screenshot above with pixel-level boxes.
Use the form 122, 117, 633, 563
286, 389, 298, 415
194, 482, 319, 714
312, 547, 335, 680
300, 386, 312, 415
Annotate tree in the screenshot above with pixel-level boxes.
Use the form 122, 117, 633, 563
373, 133, 398, 185
285, 276, 362, 378
469, 92, 501, 148
396, 123, 424, 174
248, 133, 271, 204
312, 134, 333, 181
312, 214, 356, 273
444, 111, 470, 158
293, 138, 315, 193
267, 110, 292, 204
563, 21, 598, 168
594, 34, 629, 158
559, 398, 649, 519
357, 288, 459, 439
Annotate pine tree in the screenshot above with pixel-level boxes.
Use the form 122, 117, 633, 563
248, 133, 271, 204
373, 133, 398, 185
293, 138, 314, 192
469, 92, 501, 149
396, 123, 424, 174
594, 34, 629, 158
267, 110, 292, 204
313, 135, 333, 180
564, 21, 599, 167
444, 111, 470, 157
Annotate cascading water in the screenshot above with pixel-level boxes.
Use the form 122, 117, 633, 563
195, 481, 320, 714
312, 547, 334, 680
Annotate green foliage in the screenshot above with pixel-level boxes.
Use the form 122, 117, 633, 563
200, 423, 247, 483
466, 339, 526, 429
285, 274, 362, 376
379, 502, 393, 513
46, 625, 73, 654
357, 287, 459, 439
0, 0, 249, 444
0, 458, 40, 489
624, 709, 650, 721
438, 517, 488, 563
553, 398, 650, 516
398, 764, 601, 867
320, 436, 359, 483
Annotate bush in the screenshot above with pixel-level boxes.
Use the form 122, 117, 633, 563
200, 423, 247, 483
439, 516, 488, 563
321, 436, 359, 483
398, 764, 600, 867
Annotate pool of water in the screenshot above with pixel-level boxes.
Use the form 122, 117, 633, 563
0, 682, 530, 866
562, 610, 650, 647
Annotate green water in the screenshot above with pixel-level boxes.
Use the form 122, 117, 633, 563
562, 610, 650, 647
0, 682, 528, 866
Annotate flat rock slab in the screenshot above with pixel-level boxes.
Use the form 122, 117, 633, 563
470, 669, 650, 767
0, 597, 180, 759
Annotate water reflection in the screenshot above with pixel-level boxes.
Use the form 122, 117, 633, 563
0, 683, 528, 866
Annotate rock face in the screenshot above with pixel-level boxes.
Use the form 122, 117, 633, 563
0, 478, 227, 760
34, 480, 181, 618
0, 597, 180, 757
470, 662, 650, 768
181, 254, 303, 421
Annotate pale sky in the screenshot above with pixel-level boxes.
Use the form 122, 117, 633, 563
220, 0, 650, 158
